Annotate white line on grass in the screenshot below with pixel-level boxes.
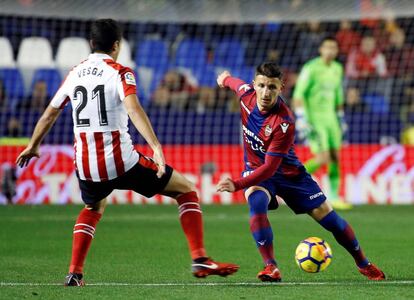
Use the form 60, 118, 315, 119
1, 281, 414, 287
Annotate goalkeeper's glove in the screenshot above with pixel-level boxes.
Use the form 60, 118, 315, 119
294, 107, 312, 141
337, 110, 348, 134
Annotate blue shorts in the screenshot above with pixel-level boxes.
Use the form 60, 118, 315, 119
242, 170, 326, 214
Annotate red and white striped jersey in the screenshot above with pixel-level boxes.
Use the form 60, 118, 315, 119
50, 53, 139, 182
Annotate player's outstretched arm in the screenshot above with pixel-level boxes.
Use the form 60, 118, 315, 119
123, 94, 165, 178
217, 71, 232, 88
217, 71, 249, 98
16, 105, 61, 167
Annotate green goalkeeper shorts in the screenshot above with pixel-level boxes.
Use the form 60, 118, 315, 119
308, 121, 342, 154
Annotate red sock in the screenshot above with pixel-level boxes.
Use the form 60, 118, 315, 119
69, 208, 102, 274
176, 191, 206, 260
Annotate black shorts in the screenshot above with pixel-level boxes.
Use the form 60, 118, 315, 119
77, 155, 174, 205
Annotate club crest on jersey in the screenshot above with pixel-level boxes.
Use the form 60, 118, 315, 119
125, 72, 136, 85
280, 122, 289, 133
265, 125, 272, 136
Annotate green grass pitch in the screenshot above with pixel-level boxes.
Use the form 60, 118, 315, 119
1, 204, 413, 299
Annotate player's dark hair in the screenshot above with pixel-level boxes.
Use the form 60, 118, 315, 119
320, 36, 338, 45
255, 62, 283, 79
90, 19, 122, 53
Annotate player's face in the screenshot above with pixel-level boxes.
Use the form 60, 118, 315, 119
253, 75, 283, 111
319, 40, 338, 61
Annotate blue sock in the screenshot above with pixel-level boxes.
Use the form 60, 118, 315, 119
248, 190, 276, 266
318, 210, 369, 268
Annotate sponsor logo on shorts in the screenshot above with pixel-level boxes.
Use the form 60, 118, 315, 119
309, 191, 324, 200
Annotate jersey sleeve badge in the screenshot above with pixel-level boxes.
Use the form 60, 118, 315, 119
280, 122, 289, 133
124, 72, 136, 86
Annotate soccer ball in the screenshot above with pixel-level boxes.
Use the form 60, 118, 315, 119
295, 237, 332, 273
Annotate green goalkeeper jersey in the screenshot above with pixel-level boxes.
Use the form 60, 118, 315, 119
293, 57, 344, 124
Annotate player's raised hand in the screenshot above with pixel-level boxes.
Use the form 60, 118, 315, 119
152, 146, 166, 178
217, 71, 231, 88
216, 177, 236, 193
16, 146, 40, 168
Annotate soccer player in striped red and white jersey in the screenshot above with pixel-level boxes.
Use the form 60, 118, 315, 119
16, 19, 238, 286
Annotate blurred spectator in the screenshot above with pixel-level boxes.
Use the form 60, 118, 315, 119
345, 87, 367, 113
151, 70, 197, 110
220, 88, 240, 113
31, 81, 48, 110
195, 87, 217, 113
6, 117, 22, 137
1, 164, 17, 205
151, 85, 171, 109
385, 28, 414, 107
346, 35, 388, 79
335, 20, 361, 58
383, 10, 400, 35
0, 117, 30, 145
385, 28, 414, 77
296, 21, 325, 65
19, 80, 48, 112
266, 49, 280, 62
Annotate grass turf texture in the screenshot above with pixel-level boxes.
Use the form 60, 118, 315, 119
0, 205, 413, 299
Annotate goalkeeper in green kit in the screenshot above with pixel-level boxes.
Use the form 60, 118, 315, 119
293, 36, 352, 210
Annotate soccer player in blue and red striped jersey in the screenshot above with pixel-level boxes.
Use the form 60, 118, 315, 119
216, 62, 385, 282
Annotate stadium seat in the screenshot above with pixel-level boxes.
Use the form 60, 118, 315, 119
213, 39, 245, 69
362, 93, 390, 114
0, 68, 25, 110
194, 65, 217, 87
17, 37, 54, 68
0, 37, 15, 67
135, 39, 169, 72
117, 38, 135, 68
30, 68, 62, 99
174, 39, 207, 71
56, 37, 90, 72
230, 66, 255, 83
136, 67, 155, 104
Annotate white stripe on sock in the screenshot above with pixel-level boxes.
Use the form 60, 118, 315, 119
179, 209, 202, 218
178, 202, 200, 210
73, 229, 94, 238
74, 223, 96, 232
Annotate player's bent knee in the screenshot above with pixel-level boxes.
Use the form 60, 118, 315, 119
245, 186, 271, 202
162, 170, 195, 198
246, 187, 271, 214
86, 198, 107, 214
308, 201, 333, 221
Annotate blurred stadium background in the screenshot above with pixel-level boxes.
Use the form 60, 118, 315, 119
0, 0, 414, 206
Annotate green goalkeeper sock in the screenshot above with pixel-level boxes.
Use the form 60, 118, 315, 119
328, 162, 340, 199
304, 158, 322, 174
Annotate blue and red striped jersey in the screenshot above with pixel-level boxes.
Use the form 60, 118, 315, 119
224, 76, 305, 178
